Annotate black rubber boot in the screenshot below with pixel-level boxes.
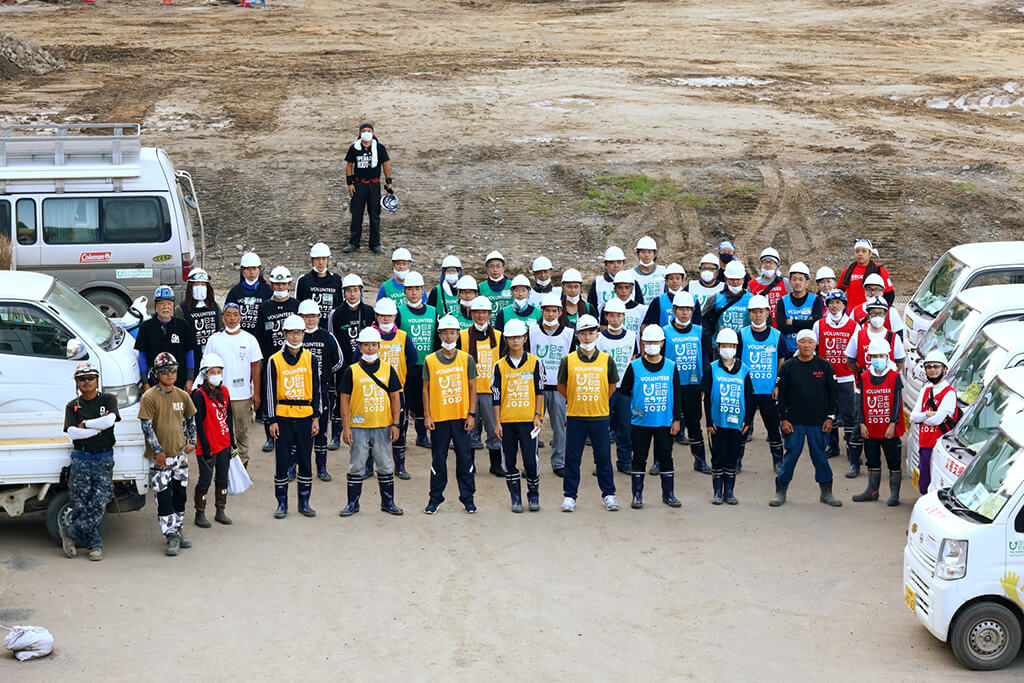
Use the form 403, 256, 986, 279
691, 438, 712, 474
886, 470, 902, 507
826, 428, 840, 459
769, 479, 788, 507
845, 432, 862, 479
526, 478, 540, 511
660, 472, 681, 507
769, 442, 784, 475
819, 481, 842, 507
379, 473, 403, 515
852, 469, 881, 502
631, 472, 644, 509
711, 470, 724, 505
287, 462, 297, 483
507, 474, 523, 513
339, 476, 362, 517
274, 480, 288, 519
315, 448, 332, 482
194, 486, 211, 528
297, 479, 316, 517
214, 485, 232, 524
648, 462, 660, 476
489, 448, 505, 477
723, 468, 738, 505
395, 451, 411, 480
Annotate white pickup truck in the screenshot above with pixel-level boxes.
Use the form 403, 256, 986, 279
0, 271, 148, 541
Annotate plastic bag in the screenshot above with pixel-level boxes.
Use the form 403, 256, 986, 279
227, 454, 252, 495
4, 625, 54, 661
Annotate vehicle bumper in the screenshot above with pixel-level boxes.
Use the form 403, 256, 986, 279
904, 543, 953, 642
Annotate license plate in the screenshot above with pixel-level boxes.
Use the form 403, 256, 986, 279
905, 314, 913, 330
912, 468, 920, 489
903, 407, 911, 425
905, 584, 915, 612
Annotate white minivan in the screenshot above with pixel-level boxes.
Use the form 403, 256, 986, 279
0, 123, 205, 317
904, 412, 1024, 670
904, 242, 1024, 349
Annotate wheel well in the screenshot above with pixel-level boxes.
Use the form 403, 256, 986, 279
81, 286, 130, 302
951, 594, 1024, 633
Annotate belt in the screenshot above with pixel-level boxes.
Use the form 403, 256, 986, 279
279, 399, 312, 406
355, 177, 380, 183
71, 449, 113, 460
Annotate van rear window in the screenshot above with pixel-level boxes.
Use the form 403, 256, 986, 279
42, 196, 170, 244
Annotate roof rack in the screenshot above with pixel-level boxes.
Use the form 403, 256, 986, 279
0, 123, 141, 181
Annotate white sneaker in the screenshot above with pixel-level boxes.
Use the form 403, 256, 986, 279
603, 495, 620, 511
561, 497, 576, 512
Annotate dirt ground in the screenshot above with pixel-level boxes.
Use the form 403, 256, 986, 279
3, 0, 1024, 676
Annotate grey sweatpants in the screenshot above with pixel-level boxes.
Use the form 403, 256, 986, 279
469, 393, 501, 451
544, 389, 567, 470
348, 427, 394, 476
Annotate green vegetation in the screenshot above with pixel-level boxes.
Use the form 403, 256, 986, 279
578, 173, 754, 214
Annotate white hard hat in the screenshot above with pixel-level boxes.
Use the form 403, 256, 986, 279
441, 255, 462, 270
403, 271, 425, 288
796, 329, 817, 343
437, 315, 461, 331
510, 274, 532, 289
199, 353, 224, 371
866, 338, 891, 356
503, 319, 529, 337
456, 275, 479, 291
724, 261, 746, 279
561, 268, 583, 283
673, 291, 695, 308
641, 326, 665, 342
759, 247, 781, 263
374, 298, 398, 316
342, 273, 363, 289
603, 298, 627, 314
297, 299, 320, 316
309, 242, 331, 259
470, 296, 492, 312
865, 296, 889, 311
788, 261, 810, 277
863, 273, 886, 289
357, 327, 382, 344
485, 250, 505, 264
716, 328, 739, 345
700, 252, 720, 268
612, 270, 634, 285
815, 266, 836, 281
282, 314, 304, 331
240, 252, 261, 268
391, 247, 412, 262
923, 350, 949, 367
665, 263, 686, 277
268, 266, 292, 283
532, 256, 553, 272
603, 246, 626, 262
188, 267, 210, 283
636, 236, 658, 251
575, 314, 600, 332
540, 293, 563, 309
748, 294, 770, 310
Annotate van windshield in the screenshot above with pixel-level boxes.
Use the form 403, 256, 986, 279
44, 279, 114, 348
952, 434, 1024, 521
912, 253, 966, 317
955, 379, 1024, 453
917, 300, 978, 358
949, 333, 1008, 405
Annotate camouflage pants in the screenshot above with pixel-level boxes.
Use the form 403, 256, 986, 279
67, 454, 114, 550
151, 453, 188, 537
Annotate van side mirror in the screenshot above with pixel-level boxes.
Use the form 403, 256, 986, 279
1016, 508, 1024, 534
66, 338, 88, 361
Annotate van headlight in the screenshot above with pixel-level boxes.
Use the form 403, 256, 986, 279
935, 539, 968, 580
108, 383, 140, 408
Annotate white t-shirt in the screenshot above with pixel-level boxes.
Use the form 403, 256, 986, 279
597, 328, 637, 379
632, 264, 667, 305
204, 329, 264, 400
844, 327, 907, 363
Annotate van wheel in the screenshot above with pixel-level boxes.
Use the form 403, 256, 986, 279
44, 490, 108, 545
85, 290, 129, 318
950, 601, 1023, 670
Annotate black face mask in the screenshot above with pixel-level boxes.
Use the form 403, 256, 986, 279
719, 253, 733, 264
926, 371, 944, 384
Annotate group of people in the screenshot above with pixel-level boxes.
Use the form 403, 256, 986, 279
56, 234, 959, 559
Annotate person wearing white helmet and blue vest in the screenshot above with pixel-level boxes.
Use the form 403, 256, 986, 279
396, 271, 439, 449
631, 236, 666, 305
643, 262, 703, 329
704, 259, 753, 339
481, 251, 513, 326
747, 247, 791, 325
775, 261, 823, 358
377, 248, 412, 306
662, 290, 712, 473
701, 328, 755, 505
491, 318, 545, 512
530, 292, 576, 476
427, 255, 464, 318
688, 252, 725, 309
528, 256, 561, 306
587, 245, 643, 313
458, 295, 506, 476
600, 270, 647, 334
737, 294, 785, 473
496, 274, 542, 331
296, 242, 344, 330
908, 350, 958, 495
255, 266, 299, 453
618, 325, 683, 509
298, 299, 343, 482
598, 297, 637, 474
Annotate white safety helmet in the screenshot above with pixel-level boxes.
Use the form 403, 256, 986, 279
403, 271, 425, 288
441, 255, 462, 270
561, 268, 583, 283
470, 296, 493, 312
699, 252, 720, 268
485, 250, 505, 264
641, 326, 665, 342
923, 350, 949, 367
510, 274, 532, 289
503, 319, 529, 338
456, 275, 479, 291
863, 273, 886, 289
540, 293, 563, 309
297, 300, 320, 316
240, 252, 261, 268
603, 246, 626, 262
815, 266, 836, 281
357, 327, 382, 344
716, 328, 739, 345
759, 247, 781, 264
282, 314, 305, 332
636, 236, 658, 252
342, 273, 363, 289
603, 298, 627, 314
268, 266, 292, 283
309, 242, 331, 259
723, 261, 746, 279
866, 338, 892, 356
437, 315, 461, 331
788, 261, 810, 278
391, 248, 412, 262
188, 267, 211, 283
199, 353, 224, 371
665, 263, 686, 277
575, 315, 600, 332
374, 298, 398, 316
673, 291, 696, 308
865, 296, 889, 312
532, 256, 553, 272
748, 294, 770, 310
612, 270, 634, 285
795, 329, 817, 344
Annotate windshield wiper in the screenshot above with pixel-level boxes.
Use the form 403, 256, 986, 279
939, 488, 991, 523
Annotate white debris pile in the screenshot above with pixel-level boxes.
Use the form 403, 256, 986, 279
3, 624, 54, 661
0, 33, 64, 77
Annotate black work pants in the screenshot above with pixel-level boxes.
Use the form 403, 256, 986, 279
630, 425, 674, 473
349, 181, 382, 249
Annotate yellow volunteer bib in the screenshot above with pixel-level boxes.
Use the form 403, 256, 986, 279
426, 350, 471, 422
461, 328, 502, 394
498, 355, 541, 423
348, 362, 392, 429
566, 351, 610, 418
272, 349, 314, 419
379, 328, 409, 385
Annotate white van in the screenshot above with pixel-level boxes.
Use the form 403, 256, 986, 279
904, 242, 1024, 349
930, 367, 1024, 492
0, 123, 205, 317
904, 412, 1024, 670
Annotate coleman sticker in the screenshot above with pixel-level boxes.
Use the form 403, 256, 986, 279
79, 252, 112, 264
153, 254, 172, 262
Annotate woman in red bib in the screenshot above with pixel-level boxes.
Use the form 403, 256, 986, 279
853, 338, 905, 506
192, 353, 236, 527
909, 351, 958, 494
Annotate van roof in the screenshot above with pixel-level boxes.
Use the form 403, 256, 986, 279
954, 284, 1024, 313
948, 242, 1024, 267
0, 271, 54, 301
981, 320, 1024, 351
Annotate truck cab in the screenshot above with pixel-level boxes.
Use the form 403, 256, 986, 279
904, 412, 1024, 670
904, 242, 1024, 349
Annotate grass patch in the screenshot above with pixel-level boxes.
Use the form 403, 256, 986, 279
498, 183, 560, 217
720, 181, 761, 197
580, 173, 711, 213
952, 181, 981, 193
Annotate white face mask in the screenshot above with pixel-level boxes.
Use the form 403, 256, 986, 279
700, 270, 716, 283
579, 341, 597, 351
761, 268, 777, 279
244, 277, 259, 287
394, 269, 408, 281
361, 352, 379, 363
644, 344, 661, 356
828, 311, 844, 323
543, 318, 559, 327
285, 340, 303, 350
719, 347, 736, 360
305, 326, 318, 333
441, 340, 457, 351
378, 322, 395, 333
206, 373, 223, 387
361, 131, 373, 142
192, 285, 207, 301
445, 272, 459, 285
566, 294, 580, 304
727, 284, 743, 295
488, 275, 503, 282
225, 324, 240, 334
313, 265, 327, 274
869, 315, 885, 328
536, 278, 551, 287
751, 320, 767, 330
473, 322, 488, 332
607, 322, 623, 332
272, 290, 288, 300
639, 258, 654, 268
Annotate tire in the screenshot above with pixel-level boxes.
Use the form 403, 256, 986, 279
44, 489, 107, 545
84, 290, 129, 318
950, 601, 1023, 671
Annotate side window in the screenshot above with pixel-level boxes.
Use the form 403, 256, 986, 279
966, 269, 1024, 288
0, 303, 73, 357
0, 201, 9, 269
16, 198, 37, 245
42, 196, 170, 244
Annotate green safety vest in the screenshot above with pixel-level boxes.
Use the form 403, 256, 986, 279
454, 307, 474, 330
398, 302, 437, 365
481, 279, 513, 325
432, 285, 461, 318
380, 278, 406, 307
500, 303, 542, 328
